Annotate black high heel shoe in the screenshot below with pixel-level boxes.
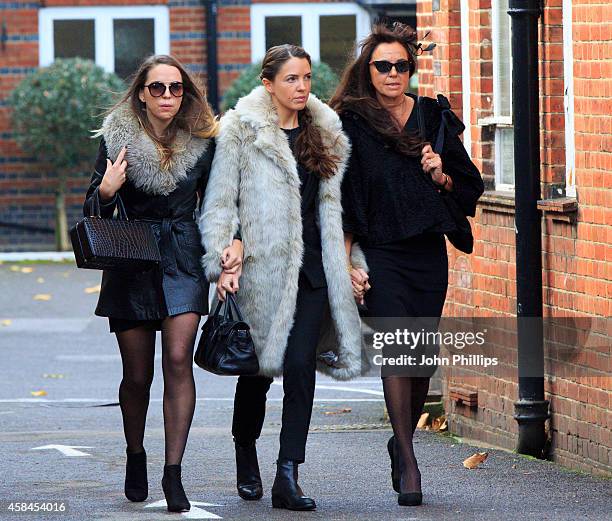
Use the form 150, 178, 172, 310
235, 440, 263, 500
387, 436, 401, 493
162, 465, 190, 512
124, 449, 148, 502
397, 459, 423, 507
271, 459, 316, 511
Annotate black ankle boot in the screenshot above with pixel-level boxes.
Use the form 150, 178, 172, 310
235, 440, 263, 500
271, 459, 316, 511
124, 449, 148, 502
387, 436, 401, 493
162, 465, 190, 512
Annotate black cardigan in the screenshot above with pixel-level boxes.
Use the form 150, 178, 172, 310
340, 94, 484, 246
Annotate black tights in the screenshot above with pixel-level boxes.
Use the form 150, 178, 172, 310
116, 312, 200, 465
382, 376, 430, 494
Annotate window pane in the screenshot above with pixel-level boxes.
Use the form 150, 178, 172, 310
114, 19, 155, 80
499, 127, 515, 186
497, 0, 512, 116
320, 15, 356, 76
54, 20, 95, 60
265, 16, 301, 50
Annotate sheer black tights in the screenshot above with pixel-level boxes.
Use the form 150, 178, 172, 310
116, 313, 200, 465
382, 376, 430, 494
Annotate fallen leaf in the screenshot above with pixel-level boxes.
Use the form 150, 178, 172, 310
463, 452, 489, 469
1, 319, 12, 327
37, 277, 45, 283
30, 390, 48, 397
84, 284, 101, 294
10, 266, 20, 272
20, 267, 34, 273
43, 373, 65, 379
431, 415, 446, 431
440, 418, 448, 431
324, 408, 352, 415
33, 294, 52, 301
62, 272, 70, 278
416, 412, 430, 429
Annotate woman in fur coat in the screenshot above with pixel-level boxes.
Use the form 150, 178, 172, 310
83, 55, 221, 513
199, 45, 366, 511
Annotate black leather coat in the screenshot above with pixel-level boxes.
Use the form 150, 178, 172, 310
83, 139, 215, 320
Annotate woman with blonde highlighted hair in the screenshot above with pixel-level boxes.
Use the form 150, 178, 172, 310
84, 54, 220, 512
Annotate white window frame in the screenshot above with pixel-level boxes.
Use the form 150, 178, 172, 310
250, 3, 371, 63
562, 0, 576, 197
39, 6, 170, 73
491, 0, 514, 191
460, 0, 472, 158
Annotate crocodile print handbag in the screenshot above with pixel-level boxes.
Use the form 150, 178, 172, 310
70, 192, 161, 272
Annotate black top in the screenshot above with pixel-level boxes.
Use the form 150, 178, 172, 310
340, 93, 484, 246
283, 126, 327, 289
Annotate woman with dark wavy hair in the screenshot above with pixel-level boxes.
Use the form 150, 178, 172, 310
331, 23, 484, 506
84, 54, 221, 512
200, 44, 366, 511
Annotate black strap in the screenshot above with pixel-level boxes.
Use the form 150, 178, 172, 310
92, 189, 129, 220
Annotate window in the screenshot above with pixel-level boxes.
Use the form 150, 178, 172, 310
39, 7, 169, 80
492, 0, 515, 189
251, 3, 371, 77
562, 0, 576, 197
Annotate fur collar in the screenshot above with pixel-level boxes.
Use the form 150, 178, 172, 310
101, 103, 210, 196
232, 86, 349, 180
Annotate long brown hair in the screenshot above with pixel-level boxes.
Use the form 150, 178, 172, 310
329, 23, 424, 157
261, 45, 339, 179
106, 54, 218, 170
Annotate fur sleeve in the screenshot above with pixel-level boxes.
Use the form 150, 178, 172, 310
199, 113, 242, 282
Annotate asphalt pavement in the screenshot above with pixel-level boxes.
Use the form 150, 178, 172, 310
0, 262, 610, 521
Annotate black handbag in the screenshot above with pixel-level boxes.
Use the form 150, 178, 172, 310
417, 95, 474, 254
194, 293, 259, 376
70, 191, 162, 271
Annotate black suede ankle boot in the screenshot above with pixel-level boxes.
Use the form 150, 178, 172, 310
124, 449, 148, 502
235, 440, 263, 500
271, 459, 316, 511
162, 464, 190, 512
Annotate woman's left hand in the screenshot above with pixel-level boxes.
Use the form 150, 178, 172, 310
421, 144, 445, 185
221, 239, 243, 274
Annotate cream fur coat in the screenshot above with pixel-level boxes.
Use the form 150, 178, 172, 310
199, 86, 367, 380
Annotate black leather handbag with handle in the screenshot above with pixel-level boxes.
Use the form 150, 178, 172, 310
71, 192, 161, 271
194, 293, 259, 376
417, 94, 475, 254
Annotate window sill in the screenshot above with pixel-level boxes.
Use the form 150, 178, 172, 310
478, 116, 513, 128
478, 190, 516, 214
537, 197, 578, 223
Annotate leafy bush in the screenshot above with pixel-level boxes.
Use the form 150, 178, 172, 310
9, 58, 124, 250
222, 61, 339, 112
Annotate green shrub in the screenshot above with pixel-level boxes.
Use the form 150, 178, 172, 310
9, 58, 124, 250
222, 61, 339, 112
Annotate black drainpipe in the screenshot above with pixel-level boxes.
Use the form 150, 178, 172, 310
204, 0, 219, 112
508, 0, 550, 457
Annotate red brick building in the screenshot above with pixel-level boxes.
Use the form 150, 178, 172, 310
1, 0, 609, 475
418, 0, 611, 474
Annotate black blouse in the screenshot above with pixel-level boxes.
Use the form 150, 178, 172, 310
340, 93, 484, 246
283, 126, 327, 289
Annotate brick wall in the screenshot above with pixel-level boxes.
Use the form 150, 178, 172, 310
418, 0, 612, 475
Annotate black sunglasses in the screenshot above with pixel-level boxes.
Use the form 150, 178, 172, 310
143, 81, 184, 97
370, 60, 412, 74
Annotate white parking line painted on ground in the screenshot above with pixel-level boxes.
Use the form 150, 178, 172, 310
1, 318, 91, 333
0, 397, 384, 404
145, 500, 222, 519
273, 381, 385, 396
31, 444, 92, 457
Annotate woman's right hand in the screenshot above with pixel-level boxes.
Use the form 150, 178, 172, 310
217, 271, 240, 301
99, 146, 128, 201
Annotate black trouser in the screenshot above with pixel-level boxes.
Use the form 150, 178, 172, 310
232, 274, 328, 463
